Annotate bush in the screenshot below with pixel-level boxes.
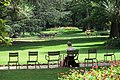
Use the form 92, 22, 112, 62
105, 38, 120, 47
99, 31, 109, 36
58, 66, 120, 80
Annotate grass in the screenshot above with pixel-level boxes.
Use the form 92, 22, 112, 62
0, 68, 69, 80
0, 28, 120, 80
0, 66, 119, 80
0, 28, 120, 65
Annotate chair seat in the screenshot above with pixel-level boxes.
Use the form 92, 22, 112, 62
104, 54, 114, 56
27, 60, 37, 62
85, 58, 94, 60
48, 59, 59, 62
8, 61, 18, 63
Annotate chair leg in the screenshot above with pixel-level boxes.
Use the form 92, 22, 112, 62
58, 61, 59, 67
84, 59, 86, 67
106, 56, 107, 62
96, 59, 98, 66
78, 60, 80, 67
16, 63, 17, 69
104, 56, 105, 62
87, 60, 88, 66
48, 61, 49, 68
27, 62, 28, 69
92, 60, 93, 66
8, 62, 10, 70
38, 62, 40, 68
114, 55, 116, 63
18, 63, 20, 69
111, 56, 112, 60
35, 62, 36, 69
104, 56, 107, 62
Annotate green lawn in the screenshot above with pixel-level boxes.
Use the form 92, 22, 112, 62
0, 29, 120, 80
0, 29, 120, 65
1, 66, 119, 80
0, 68, 69, 80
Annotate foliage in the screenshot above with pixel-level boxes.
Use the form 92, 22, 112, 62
0, 0, 12, 45
58, 66, 120, 80
105, 38, 120, 47
1, 0, 120, 39
65, 0, 120, 38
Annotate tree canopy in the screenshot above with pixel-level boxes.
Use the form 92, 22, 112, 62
0, 0, 120, 43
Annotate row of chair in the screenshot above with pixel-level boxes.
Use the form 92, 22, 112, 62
7, 48, 116, 69
8, 51, 41, 69
84, 48, 116, 67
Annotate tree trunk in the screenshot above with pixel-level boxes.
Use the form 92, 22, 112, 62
71, 14, 76, 27
109, 22, 119, 38
118, 23, 120, 38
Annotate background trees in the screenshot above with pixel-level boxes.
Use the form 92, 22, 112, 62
0, 0, 120, 40
65, 0, 120, 38
0, 0, 12, 45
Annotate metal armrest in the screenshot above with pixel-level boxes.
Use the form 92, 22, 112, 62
59, 55, 62, 60
45, 55, 50, 60
63, 54, 67, 59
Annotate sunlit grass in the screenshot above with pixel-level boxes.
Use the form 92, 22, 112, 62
0, 29, 119, 65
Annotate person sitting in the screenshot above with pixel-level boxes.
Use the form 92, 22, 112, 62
64, 41, 77, 67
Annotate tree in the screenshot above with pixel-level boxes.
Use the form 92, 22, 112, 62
98, 0, 120, 38
0, 0, 12, 45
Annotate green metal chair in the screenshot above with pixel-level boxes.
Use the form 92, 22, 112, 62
104, 46, 116, 62
84, 49, 98, 67
27, 51, 40, 69
8, 52, 20, 69
45, 51, 61, 68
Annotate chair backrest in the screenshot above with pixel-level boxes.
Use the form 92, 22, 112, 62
67, 50, 79, 60
48, 51, 60, 56
9, 52, 19, 61
67, 50, 79, 56
48, 51, 60, 60
28, 51, 38, 61
88, 49, 97, 58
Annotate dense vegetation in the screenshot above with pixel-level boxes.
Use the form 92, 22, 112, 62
0, 0, 120, 45
59, 66, 120, 80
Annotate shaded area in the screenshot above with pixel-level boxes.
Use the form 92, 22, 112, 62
0, 37, 107, 51
0, 68, 69, 80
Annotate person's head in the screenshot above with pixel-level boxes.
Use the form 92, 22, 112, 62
67, 41, 72, 47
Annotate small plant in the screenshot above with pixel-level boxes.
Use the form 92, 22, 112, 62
58, 66, 120, 80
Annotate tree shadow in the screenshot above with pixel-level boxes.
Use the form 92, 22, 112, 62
0, 37, 107, 51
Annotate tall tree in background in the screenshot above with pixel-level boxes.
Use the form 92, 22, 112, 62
29, 0, 68, 28
0, 0, 12, 45
101, 0, 120, 38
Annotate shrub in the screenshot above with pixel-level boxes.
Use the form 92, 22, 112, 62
105, 38, 120, 47
58, 66, 120, 80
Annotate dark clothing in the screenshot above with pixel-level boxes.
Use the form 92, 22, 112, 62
64, 56, 79, 67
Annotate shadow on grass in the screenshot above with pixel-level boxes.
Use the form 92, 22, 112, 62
73, 44, 104, 48
0, 37, 107, 51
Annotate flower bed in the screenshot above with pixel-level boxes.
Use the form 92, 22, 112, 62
58, 65, 120, 80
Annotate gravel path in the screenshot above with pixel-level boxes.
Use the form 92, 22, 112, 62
0, 62, 111, 70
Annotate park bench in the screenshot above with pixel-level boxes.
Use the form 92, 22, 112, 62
8, 52, 19, 69
45, 51, 61, 68
27, 51, 40, 69
84, 49, 98, 67
66, 50, 79, 67
104, 46, 116, 62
